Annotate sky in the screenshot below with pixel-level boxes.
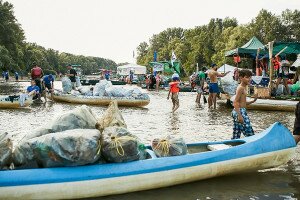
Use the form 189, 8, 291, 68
7, 0, 300, 64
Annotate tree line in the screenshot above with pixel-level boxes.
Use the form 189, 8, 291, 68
136, 9, 300, 75
0, 0, 116, 76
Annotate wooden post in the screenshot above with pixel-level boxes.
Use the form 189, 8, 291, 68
255, 48, 260, 76
268, 41, 274, 91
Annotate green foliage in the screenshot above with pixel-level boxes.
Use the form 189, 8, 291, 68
43, 69, 57, 76
137, 9, 300, 76
1, 1, 299, 77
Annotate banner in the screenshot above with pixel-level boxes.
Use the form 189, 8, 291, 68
152, 62, 164, 72
171, 51, 177, 66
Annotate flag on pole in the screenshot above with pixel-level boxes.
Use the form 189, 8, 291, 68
171, 50, 177, 66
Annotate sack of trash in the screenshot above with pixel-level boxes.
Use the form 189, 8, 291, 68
131, 88, 142, 97
101, 126, 146, 163
95, 101, 127, 133
0, 132, 13, 169
93, 80, 113, 96
25, 105, 98, 140
220, 72, 238, 96
151, 136, 188, 157
12, 141, 38, 168
78, 86, 93, 96
14, 129, 101, 168
31, 129, 101, 168
62, 77, 72, 93
76, 76, 82, 87
104, 87, 127, 97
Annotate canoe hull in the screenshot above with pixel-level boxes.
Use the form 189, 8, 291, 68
220, 94, 297, 112
49, 94, 150, 107
247, 102, 296, 112
0, 148, 294, 200
0, 100, 32, 109
0, 122, 296, 199
80, 80, 127, 86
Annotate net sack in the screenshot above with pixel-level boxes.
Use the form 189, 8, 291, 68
0, 132, 13, 169
101, 126, 146, 163
95, 101, 127, 133
151, 136, 188, 157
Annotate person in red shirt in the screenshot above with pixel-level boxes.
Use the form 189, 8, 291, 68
167, 77, 180, 113
30, 62, 44, 101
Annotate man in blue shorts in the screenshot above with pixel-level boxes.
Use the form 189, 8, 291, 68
207, 64, 229, 109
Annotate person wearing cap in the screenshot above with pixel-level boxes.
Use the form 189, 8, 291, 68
42, 74, 55, 101
66, 64, 77, 89
208, 63, 229, 109
167, 76, 180, 113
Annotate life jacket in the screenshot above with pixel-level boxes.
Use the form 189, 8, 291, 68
273, 57, 281, 71
32, 67, 42, 78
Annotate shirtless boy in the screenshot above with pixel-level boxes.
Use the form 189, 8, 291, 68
232, 69, 258, 139
207, 64, 229, 109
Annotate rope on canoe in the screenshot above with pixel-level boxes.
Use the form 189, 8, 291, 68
111, 136, 136, 156
153, 139, 170, 156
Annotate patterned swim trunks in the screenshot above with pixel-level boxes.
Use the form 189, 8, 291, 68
231, 108, 254, 139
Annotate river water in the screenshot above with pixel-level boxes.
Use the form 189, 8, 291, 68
0, 81, 299, 199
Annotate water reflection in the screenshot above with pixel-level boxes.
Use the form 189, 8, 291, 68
88, 171, 299, 200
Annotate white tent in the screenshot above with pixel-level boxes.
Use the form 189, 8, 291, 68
117, 64, 147, 75
217, 64, 239, 73
292, 54, 300, 68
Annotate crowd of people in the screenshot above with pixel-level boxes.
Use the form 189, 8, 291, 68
25, 63, 76, 102
1, 61, 299, 144
1, 71, 19, 82
166, 63, 299, 144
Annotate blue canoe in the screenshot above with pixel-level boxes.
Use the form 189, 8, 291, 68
0, 122, 296, 199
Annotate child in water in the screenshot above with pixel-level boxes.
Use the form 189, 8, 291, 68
232, 69, 258, 139
167, 77, 180, 113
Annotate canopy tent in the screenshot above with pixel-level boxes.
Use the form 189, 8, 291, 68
217, 64, 241, 73
149, 61, 181, 75
225, 36, 266, 57
292, 54, 300, 68
226, 37, 300, 58
117, 64, 146, 75
273, 42, 300, 55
